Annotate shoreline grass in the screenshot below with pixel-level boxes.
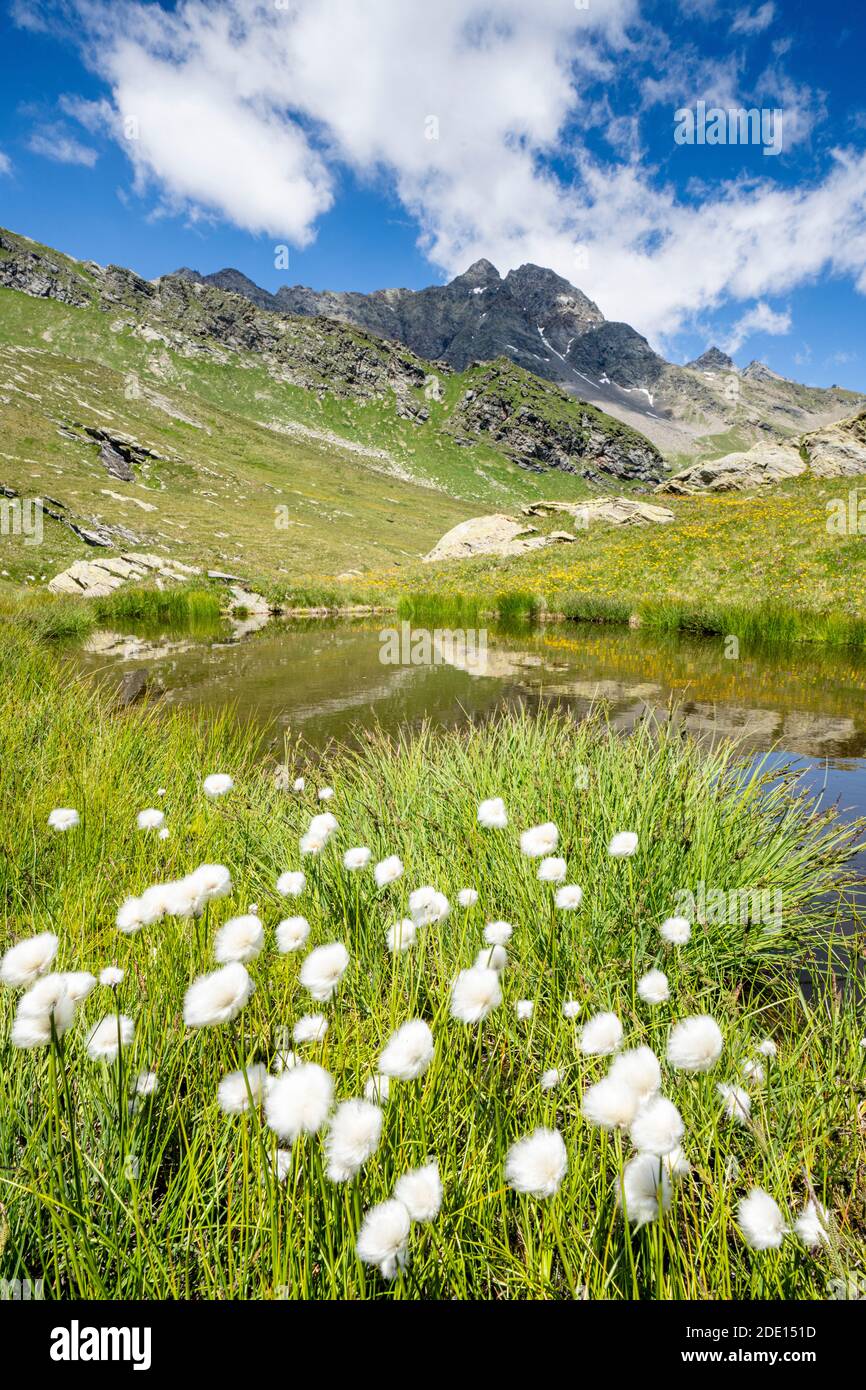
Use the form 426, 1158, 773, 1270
1, 627, 864, 1299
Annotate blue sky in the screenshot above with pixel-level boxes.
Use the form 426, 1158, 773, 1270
1, 0, 865, 389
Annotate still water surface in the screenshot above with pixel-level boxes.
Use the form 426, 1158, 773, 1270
75, 615, 866, 868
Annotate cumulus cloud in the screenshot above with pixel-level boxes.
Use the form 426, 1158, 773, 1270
723, 300, 791, 353
16, 0, 866, 344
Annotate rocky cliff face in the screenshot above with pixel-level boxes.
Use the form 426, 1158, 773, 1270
447, 361, 663, 484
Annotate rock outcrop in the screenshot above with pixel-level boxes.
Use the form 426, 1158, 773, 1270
523, 498, 674, 526
424, 515, 549, 562
424, 494, 675, 561
48, 552, 200, 597
660, 407, 866, 495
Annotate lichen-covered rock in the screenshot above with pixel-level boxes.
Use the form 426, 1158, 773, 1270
424, 515, 547, 562
659, 443, 805, 494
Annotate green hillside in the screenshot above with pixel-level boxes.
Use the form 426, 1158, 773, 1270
0, 227, 662, 591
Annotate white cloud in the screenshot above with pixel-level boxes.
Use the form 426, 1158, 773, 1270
731, 3, 776, 36
723, 300, 791, 353
27, 0, 866, 345
0, 149, 12, 176
27, 124, 98, 167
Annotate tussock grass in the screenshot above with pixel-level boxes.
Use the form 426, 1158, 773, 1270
0, 583, 225, 644
1, 627, 864, 1299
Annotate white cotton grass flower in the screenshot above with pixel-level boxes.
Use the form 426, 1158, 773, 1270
203, 773, 233, 798
299, 941, 349, 1002
608, 1046, 662, 1105
117, 863, 232, 933
629, 1095, 684, 1155
667, 1015, 724, 1072
325, 1099, 383, 1181
292, 776, 306, 792
741, 1057, 765, 1083
183, 961, 253, 1028
408, 886, 449, 927
450, 966, 501, 1024
374, 855, 403, 887
555, 884, 583, 911
717, 1083, 752, 1123
457, 888, 478, 908
300, 811, 338, 856
538, 856, 566, 884
540, 1068, 561, 1091
158, 827, 170, 841
11, 974, 76, 1048
135, 1070, 159, 1098
217, 1064, 268, 1115
484, 921, 512, 946
272, 1050, 299, 1074
48, 808, 79, 832
756, 1038, 777, 1058
293, 1013, 328, 1045
519, 822, 558, 858
475, 945, 507, 973
265, 1062, 334, 1141
637, 968, 670, 1004
504, 1128, 567, 1198
378, 1019, 434, 1080
608, 831, 638, 858
579, 1010, 623, 1056
562, 999, 581, 1020
794, 1199, 829, 1249
343, 846, 371, 871
394, 1161, 442, 1223
189, 863, 233, 902
99, 966, 124, 987
62, 970, 97, 1003
738, 1188, 787, 1250
116, 895, 158, 934
214, 914, 264, 964
1, 931, 59, 988
364, 1073, 391, 1104
318, 786, 334, 801
136, 809, 164, 831
386, 918, 417, 953
515, 999, 534, 1021
86, 1014, 134, 1062
618, 1153, 671, 1226
276, 870, 306, 897
356, 1199, 411, 1279
663, 1146, 692, 1181
660, 915, 691, 946
276, 915, 310, 953
273, 1150, 292, 1183
582, 1076, 640, 1130
477, 797, 508, 829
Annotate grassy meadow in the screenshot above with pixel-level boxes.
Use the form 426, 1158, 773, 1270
353, 476, 866, 648
1, 625, 865, 1300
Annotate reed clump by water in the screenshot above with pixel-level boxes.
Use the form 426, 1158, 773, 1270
0, 625, 864, 1300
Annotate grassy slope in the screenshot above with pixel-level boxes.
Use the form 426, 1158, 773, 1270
0, 270, 646, 590
0, 627, 863, 1299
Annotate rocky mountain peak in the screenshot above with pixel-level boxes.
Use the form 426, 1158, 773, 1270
688, 346, 735, 371
742, 359, 787, 383
448, 258, 502, 290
